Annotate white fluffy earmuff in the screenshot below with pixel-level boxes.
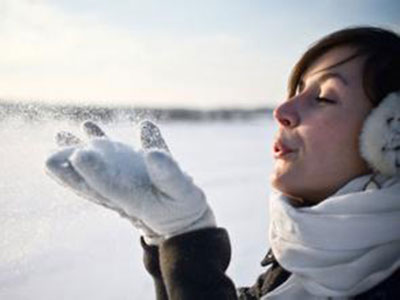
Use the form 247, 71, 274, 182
360, 92, 400, 176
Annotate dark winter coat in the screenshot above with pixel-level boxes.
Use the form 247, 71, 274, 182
141, 228, 400, 300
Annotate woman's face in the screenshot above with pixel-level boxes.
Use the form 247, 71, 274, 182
271, 46, 373, 204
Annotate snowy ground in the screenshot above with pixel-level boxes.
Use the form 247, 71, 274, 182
0, 117, 277, 300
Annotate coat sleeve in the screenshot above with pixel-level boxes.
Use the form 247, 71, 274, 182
142, 227, 238, 300
143, 233, 399, 300
141, 237, 169, 300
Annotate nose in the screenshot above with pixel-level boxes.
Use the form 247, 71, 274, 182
273, 99, 300, 128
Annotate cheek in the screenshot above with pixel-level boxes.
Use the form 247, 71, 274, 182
306, 120, 359, 165
303, 117, 369, 182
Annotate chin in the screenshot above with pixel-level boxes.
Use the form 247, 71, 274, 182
270, 173, 316, 204
269, 177, 308, 206
270, 161, 301, 191
270, 172, 295, 194
271, 176, 340, 205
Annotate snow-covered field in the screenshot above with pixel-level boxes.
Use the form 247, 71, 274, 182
0, 117, 277, 300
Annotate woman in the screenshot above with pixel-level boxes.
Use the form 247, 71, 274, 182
46, 26, 400, 299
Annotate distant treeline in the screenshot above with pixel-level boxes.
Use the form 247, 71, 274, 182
0, 101, 272, 123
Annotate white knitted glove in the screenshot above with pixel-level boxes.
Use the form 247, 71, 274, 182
45, 121, 216, 245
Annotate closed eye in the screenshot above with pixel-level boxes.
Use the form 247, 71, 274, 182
315, 96, 336, 104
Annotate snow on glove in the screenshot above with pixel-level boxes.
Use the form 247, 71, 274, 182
45, 120, 216, 245
47, 121, 164, 244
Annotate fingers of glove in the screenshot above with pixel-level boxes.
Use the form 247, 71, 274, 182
139, 120, 170, 152
69, 147, 150, 218
45, 148, 108, 203
56, 131, 82, 147
46, 147, 77, 176
69, 149, 109, 186
55, 121, 105, 148
145, 150, 204, 201
82, 120, 107, 138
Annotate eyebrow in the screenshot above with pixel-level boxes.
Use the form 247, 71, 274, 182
298, 72, 348, 92
315, 72, 349, 86
297, 50, 364, 93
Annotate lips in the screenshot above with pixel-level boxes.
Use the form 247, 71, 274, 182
273, 139, 297, 159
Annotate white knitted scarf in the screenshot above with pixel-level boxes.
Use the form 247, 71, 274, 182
268, 174, 400, 299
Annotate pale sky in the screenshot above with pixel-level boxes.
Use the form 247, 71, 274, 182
0, 0, 399, 108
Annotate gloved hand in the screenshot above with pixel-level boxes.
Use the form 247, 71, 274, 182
45, 120, 216, 245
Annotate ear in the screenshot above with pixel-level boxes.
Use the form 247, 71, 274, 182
360, 92, 400, 176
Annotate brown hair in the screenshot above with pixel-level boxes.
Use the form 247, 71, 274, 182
288, 26, 400, 106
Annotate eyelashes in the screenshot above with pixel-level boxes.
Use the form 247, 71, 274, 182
293, 82, 338, 105
315, 96, 336, 104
